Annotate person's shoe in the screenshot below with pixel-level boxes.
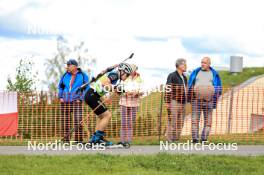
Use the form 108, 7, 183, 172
62, 140, 70, 144
117, 141, 130, 148
90, 137, 113, 146
117, 141, 124, 145
89, 132, 101, 143
100, 137, 113, 146
89, 131, 113, 146
192, 139, 199, 144
117, 141, 130, 145
201, 139, 208, 144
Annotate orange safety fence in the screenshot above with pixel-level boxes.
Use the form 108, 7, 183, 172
0, 84, 264, 145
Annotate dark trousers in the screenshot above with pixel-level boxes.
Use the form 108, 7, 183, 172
60, 101, 83, 142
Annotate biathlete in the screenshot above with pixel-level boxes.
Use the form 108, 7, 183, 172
84, 63, 133, 146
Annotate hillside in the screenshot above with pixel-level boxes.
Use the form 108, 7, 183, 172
219, 67, 264, 87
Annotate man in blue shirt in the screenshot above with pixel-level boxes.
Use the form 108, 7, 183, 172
188, 57, 222, 143
58, 59, 89, 143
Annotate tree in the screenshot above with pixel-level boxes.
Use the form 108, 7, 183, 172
43, 36, 96, 92
7, 59, 38, 92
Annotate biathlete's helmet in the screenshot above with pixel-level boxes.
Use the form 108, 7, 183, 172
118, 63, 133, 75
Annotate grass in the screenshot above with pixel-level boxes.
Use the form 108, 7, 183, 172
0, 154, 264, 175
219, 67, 264, 87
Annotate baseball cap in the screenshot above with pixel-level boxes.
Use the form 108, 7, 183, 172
66, 59, 78, 66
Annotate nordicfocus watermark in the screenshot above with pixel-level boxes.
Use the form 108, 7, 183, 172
96, 84, 172, 94
160, 141, 238, 151
27, 24, 66, 35
28, 140, 106, 151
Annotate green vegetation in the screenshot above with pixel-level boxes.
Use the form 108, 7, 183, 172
6, 59, 38, 92
0, 154, 264, 175
219, 67, 264, 87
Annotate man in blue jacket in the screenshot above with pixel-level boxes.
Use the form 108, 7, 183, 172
58, 59, 89, 143
188, 57, 222, 143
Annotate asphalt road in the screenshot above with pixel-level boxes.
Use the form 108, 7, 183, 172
1, 145, 264, 156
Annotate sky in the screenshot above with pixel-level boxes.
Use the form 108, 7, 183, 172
0, 0, 264, 90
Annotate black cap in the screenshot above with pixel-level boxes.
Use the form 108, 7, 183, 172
66, 59, 78, 66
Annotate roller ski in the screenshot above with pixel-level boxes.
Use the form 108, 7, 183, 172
87, 131, 130, 149
113, 141, 130, 149
95, 141, 130, 149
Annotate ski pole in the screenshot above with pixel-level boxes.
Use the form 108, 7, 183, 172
77, 53, 134, 92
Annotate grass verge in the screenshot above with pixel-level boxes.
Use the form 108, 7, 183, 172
0, 153, 264, 175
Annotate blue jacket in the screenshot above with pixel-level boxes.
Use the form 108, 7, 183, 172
188, 67, 222, 108
58, 70, 90, 102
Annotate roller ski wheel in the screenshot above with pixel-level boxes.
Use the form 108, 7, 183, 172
120, 142, 130, 149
